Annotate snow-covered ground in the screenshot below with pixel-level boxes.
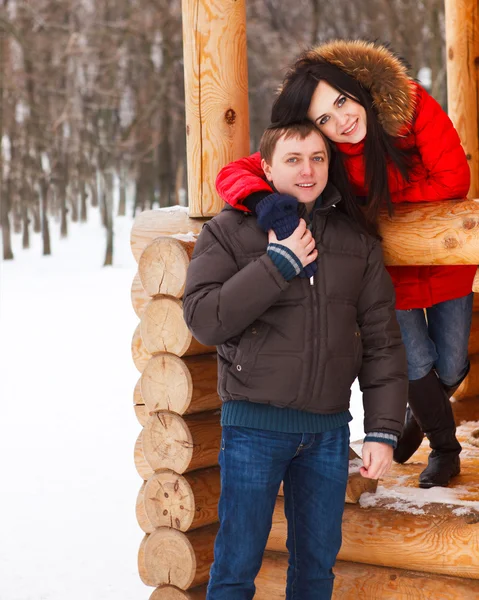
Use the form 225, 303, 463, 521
0, 210, 365, 600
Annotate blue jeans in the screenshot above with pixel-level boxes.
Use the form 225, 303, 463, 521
396, 293, 473, 384
206, 425, 350, 600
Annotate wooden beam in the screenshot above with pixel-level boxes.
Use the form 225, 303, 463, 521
445, 0, 479, 198
181, 0, 250, 217
379, 199, 479, 266
255, 552, 479, 599
267, 497, 479, 579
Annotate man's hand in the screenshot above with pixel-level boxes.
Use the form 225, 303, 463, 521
268, 219, 317, 268
360, 441, 393, 480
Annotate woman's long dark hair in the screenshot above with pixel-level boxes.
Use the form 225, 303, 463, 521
271, 56, 414, 228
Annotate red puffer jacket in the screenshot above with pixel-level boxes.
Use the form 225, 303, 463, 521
216, 84, 476, 310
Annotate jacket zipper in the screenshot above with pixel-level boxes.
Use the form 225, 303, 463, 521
308, 212, 329, 404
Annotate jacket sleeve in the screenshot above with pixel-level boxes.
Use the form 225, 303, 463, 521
392, 85, 470, 203
356, 240, 408, 436
183, 222, 289, 346
215, 152, 274, 210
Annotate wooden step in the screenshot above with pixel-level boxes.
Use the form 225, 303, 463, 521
268, 420, 479, 579
256, 552, 479, 599
148, 553, 479, 599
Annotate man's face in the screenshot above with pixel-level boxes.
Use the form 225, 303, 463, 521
261, 130, 329, 207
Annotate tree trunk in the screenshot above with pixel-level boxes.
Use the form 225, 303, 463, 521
21, 197, 30, 249
40, 182, 51, 256
103, 171, 114, 266
60, 182, 68, 238
80, 182, 88, 222
118, 166, 127, 216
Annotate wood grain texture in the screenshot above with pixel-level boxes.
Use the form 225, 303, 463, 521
182, 0, 250, 217
136, 482, 156, 534
130, 208, 206, 262
150, 586, 206, 600
131, 271, 151, 318
133, 378, 148, 427
139, 237, 196, 298
132, 323, 152, 372
267, 496, 479, 579
254, 552, 479, 599
140, 353, 220, 415
139, 524, 218, 589
140, 467, 220, 532
134, 431, 155, 481
142, 410, 221, 474
379, 199, 479, 265
445, 0, 479, 197
140, 296, 215, 357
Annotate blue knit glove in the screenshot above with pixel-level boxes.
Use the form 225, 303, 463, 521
256, 193, 299, 239
256, 193, 317, 279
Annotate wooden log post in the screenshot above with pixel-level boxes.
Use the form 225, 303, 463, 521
140, 296, 215, 357
445, 0, 479, 198
140, 353, 220, 415
182, 0, 250, 216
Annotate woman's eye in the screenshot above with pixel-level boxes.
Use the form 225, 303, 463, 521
313, 156, 324, 162
287, 157, 297, 163
338, 96, 346, 107
319, 116, 329, 126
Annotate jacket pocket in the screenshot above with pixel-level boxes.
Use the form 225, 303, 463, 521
228, 321, 270, 385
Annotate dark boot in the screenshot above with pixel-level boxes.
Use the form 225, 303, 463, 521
393, 406, 424, 464
405, 370, 461, 488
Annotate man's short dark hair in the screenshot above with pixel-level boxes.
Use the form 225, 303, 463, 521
259, 121, 331, 164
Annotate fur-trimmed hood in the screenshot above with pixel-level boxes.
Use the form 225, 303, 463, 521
303, 40, 417, 137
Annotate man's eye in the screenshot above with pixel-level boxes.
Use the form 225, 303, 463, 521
287, 157, 297, 163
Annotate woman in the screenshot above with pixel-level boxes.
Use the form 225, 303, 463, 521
215, 39, 475, 488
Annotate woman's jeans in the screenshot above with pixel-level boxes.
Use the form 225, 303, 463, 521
206, 424, 350, 600
395, 293, 473, 384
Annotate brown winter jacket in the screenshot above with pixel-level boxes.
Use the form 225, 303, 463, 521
183, 184, 408, 436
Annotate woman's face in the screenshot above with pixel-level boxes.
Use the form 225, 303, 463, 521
307, 80, 367, 144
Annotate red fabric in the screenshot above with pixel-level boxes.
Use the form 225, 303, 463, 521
215, 84, 476, 309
